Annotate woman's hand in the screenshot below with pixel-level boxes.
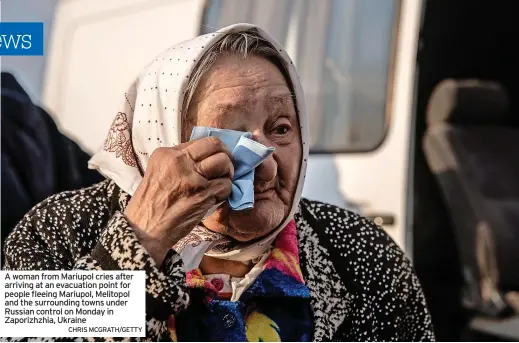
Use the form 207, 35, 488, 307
124, 137, 234, 264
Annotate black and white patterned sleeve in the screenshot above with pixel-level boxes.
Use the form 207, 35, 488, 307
395, 263, 436, 342
3, 189, 190, 342
74, 211, 191, 340
300, 199, 436, 341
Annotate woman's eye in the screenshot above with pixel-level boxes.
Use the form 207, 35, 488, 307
274, 125, 290, 135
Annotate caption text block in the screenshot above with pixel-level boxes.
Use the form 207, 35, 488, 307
0, 271, 145, 338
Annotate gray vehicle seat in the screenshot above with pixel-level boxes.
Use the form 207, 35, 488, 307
423, 79, 519, 317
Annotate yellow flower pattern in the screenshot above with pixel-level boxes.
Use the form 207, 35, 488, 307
245, 311, 281, 342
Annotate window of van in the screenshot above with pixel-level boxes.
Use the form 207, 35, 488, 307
201, 0, 398, 152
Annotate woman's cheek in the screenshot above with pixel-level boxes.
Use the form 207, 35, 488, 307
270, 133, 294, 146
278, 148, 300, 188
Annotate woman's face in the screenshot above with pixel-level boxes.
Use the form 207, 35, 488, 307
185, 55, 302, 242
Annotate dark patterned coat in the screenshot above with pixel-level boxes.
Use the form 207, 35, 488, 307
3, 180, 435, 341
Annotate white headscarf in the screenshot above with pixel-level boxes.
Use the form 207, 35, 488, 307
89, 23, 309, 263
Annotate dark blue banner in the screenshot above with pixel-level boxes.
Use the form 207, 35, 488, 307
0, 22, 44, 56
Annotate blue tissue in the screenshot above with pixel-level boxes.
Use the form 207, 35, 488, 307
189, 127, 275, 210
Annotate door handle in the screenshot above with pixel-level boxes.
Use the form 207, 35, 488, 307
364, 213, 395, 226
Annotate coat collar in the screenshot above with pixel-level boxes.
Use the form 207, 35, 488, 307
183, 219, 311, 301
295, 202, 351, 341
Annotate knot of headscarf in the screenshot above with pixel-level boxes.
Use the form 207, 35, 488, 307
88, 23, 309, 264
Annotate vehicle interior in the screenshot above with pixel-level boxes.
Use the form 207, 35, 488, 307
413, 0, 519, 340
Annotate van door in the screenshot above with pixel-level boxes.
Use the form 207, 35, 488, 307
42, 0, 206, 154
203, 0, 423, 252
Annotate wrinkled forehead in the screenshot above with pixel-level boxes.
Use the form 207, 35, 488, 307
191, 55, 296, 112
199, 88, 296, 117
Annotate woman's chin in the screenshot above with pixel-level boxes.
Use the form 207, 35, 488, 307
204, 199, 287, 242
231, 200, 286, 240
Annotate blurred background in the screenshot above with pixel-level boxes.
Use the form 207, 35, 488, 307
1, 0, 518, 341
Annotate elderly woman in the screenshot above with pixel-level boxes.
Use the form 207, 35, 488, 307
4, 24, 434, 342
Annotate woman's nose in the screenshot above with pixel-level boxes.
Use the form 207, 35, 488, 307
252, 133, 277, 184
255, 152, 277, 184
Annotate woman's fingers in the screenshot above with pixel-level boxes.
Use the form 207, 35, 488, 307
124, 136, 235, 263
184, 137, 232, 162
196, 152, 234, 180
206, 178, 233, 202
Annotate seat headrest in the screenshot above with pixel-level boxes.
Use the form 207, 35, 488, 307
426, 79, 509, 127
